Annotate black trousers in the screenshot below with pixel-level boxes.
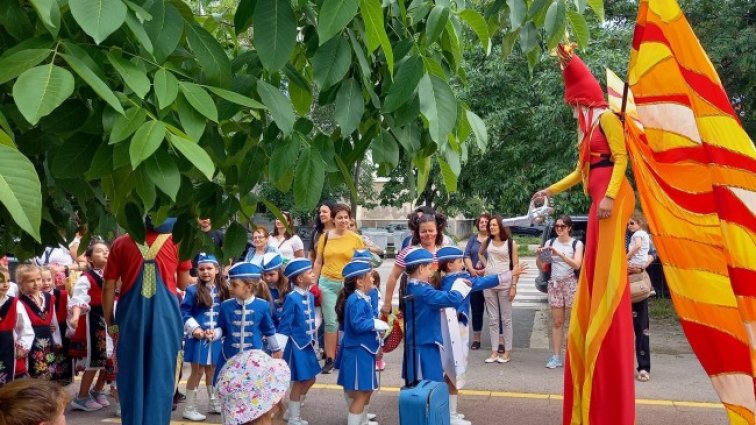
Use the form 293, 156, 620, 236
632, 298, 651, 372
470, 291, 486, 333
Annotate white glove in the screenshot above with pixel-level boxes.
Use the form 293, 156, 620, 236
373, 319, 389, 332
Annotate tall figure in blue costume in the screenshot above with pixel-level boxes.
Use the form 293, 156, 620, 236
103, 217, 193, 425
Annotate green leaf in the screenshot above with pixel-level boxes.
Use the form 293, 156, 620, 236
29, 0, 61, 37
143, 150, 180, 201
0, 144, 42, 241
334, 78, 364, 135
529, 0, 551, 17
86, 143, 115, 180
179, 82, 218, 122
12, 65, 75, 126
69, 0, 127, 44
507, 0, 526, 30
372, 129, 400, 169
234, 0, 256, 33
290, 82, 313, 116
51, 136, 100, 179
318, 0, 360, 43
0, 2, 34, 41
223, 222, 248, 261
587, 0, 604, 21
413, 155, 431, 194
500, 29, 520, 59
384, 55, 424, 112
124, 0, 152, 22
360, 0, 393, 76
437, 157, 457, 192
124, 13, 154, 55
254, 0, 297, 72
134, 168, 156, 211
107, 52, 150, 99
0, 49, 51, 85
168, 134, 215, 180
60, 53, 124, 114
572, 0, 587, 13
154, 68, 178, 110
459, 9, 491, 54
312, 37, 352, 90
110, 107, 147, 144
520, 21, 538, 53
257, 81, 295, 136
185, 22, 233, 88
545, 0, 567, 50
465, 110, 488, 152
293, 147, 325, 210
0, 130, 15, 148
206, 86, 266, 109
418, 73, 457, 146
145, 2, 183, 63
269, 138, 300, 189
567, 10, 590, 49
129, 120, 166, 168
425, 6, 449, 46
176, 94, 206, 142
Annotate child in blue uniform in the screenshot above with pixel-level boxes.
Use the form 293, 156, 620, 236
401, 248, 471, 385
211, 262, 282, 384
262, 253, 289, 327
180, 253, 228, 420
278, 258, 320, 425
436, 246, 528, 425
336, 260, 389, 425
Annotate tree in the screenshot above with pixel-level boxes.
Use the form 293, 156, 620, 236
0, 0, 601, 260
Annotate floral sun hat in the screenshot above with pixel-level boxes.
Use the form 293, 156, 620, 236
216, 349, 291, 425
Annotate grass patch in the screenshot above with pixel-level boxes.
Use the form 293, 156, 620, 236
648, 297, 677, 321
513, 235, 542, 256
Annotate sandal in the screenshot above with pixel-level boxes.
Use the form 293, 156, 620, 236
636, 370, 650, 382
470, 341, 481, 350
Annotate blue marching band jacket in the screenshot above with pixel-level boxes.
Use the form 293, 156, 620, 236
277, 287, 317, 350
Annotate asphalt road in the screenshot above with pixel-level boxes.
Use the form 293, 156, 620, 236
66, 258, 726, 424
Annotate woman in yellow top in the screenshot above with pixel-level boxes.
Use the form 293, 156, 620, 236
312, 203, 365, 374
532, 44, 636, 425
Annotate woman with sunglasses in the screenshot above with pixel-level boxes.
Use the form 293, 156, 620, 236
536, 215, 584, 369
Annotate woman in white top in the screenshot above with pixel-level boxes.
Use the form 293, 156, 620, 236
268, 212, 305, 262
478, 215, 519, 364
626, 214, 650, 269
536, 215, 584, 369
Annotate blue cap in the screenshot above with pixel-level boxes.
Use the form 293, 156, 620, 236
145, 216, 176, 233
436, 246, 464, 261
196, 253, 220, 266
284, 258, 312, 280
262, 253, 283, 272
228, 262, 262, 279
403, 248, 434, 267
351, 249, 372, 263
342, 260, 372, 280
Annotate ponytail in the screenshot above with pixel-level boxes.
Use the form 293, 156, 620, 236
335, 277, 358, 326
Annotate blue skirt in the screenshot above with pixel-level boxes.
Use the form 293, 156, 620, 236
337, 346, 377, 391
184, 337, 221, 366
284, 342, 320, 382
401, 344, 444, 383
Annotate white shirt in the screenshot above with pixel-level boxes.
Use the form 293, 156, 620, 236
35, 245, 74, 266
548, 238, 583, 279
69, 270, 104, 311
628, 230, 650, 266
268, 235, 304, 261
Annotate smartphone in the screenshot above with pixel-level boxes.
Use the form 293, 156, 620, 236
538, 249, 553, 264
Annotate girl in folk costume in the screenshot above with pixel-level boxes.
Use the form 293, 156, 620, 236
180, 253, 228, 421
436, 246, 528, 425
17, 265, 62, 380
262, 253, 290, 327
211, 262, 282, 383
336, 260, 389, 425
69, 241, 111, 411
278, 258, 320, 425
532, 43, 635, 425
0, 268, 33, 386
40, 266, 73, 385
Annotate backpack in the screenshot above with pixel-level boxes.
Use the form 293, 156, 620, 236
543, 238, 580, 280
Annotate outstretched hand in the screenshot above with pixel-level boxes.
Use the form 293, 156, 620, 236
532, 189, 551, 203
512, 262, 529, 277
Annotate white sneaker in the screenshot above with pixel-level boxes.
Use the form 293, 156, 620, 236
451, 416, 472, 425
71, 396, 103, 412
208, 398, 222, 414
366, 412, 377, 420
287, 418, 309, 425
452, 412, 466, 419
90, 390, 110, 407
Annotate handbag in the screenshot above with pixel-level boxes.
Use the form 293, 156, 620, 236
629, 271, 652, 303
381, 311, 404, 353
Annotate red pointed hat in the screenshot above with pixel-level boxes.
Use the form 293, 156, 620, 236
562, 54, 607, 107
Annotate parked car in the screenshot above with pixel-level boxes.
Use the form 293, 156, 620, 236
385, 223, 408, 233
533, 216, 666, 296
509, 224, 546, 237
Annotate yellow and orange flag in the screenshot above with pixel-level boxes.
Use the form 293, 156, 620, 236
609, 0, 756, 423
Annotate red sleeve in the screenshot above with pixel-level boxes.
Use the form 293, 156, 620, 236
103, 236, 125, 280
178, 260, 192, 271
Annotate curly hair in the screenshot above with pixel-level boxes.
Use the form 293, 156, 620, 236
410, 213, 447, 246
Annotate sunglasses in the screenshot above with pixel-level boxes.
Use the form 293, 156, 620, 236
554, 224, 568, 229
